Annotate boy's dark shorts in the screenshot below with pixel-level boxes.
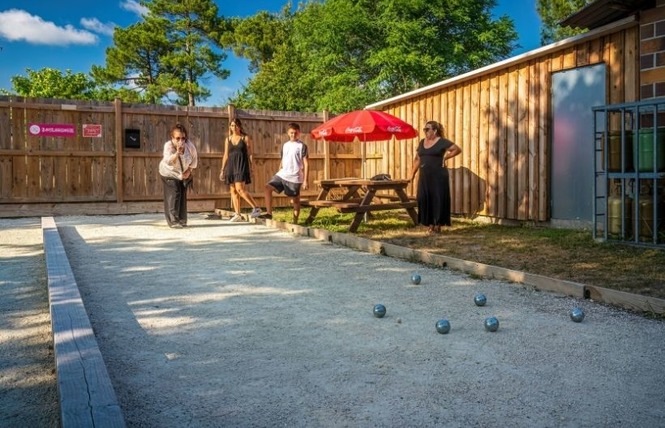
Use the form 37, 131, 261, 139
267, 175, 301, 197
268, 175, 302, 197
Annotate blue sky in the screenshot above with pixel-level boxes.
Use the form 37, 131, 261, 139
0, 0, 542, 107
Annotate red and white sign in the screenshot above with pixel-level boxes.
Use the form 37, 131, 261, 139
82, 124, 103, 138
28, 123, 76, 137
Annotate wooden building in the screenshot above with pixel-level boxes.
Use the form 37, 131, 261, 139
365, 0, 665, 246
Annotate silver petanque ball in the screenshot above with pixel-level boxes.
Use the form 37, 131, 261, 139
411, 273, 422, 285
373, 304, 387, 318
484, 316, 499, 332
435, 319, 451, 334
569, 307, 585, 322
474, 293, 487, 306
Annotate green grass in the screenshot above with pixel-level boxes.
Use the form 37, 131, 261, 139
272, 207, 665, 300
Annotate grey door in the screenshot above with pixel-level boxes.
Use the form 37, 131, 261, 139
551, 64, 606, 225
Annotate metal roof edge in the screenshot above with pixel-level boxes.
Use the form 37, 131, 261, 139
366, 15, 637, 110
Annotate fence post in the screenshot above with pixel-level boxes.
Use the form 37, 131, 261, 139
114, 98, 123, 203
322, 109, 330, 179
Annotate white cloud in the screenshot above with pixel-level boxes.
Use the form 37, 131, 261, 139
121, 0, 149, 17
0, 9, 97, 45
81, 18, 116, 36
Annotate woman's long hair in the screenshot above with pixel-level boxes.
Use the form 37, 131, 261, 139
425, 120, 445, 138
229, 118, 246, 136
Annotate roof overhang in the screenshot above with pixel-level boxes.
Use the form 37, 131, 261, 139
560, 0, 653, 29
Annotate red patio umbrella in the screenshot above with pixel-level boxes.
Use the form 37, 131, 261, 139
311, 109, 418, 177
311, 109, 418, 142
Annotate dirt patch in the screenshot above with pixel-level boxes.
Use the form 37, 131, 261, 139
357, 216, 665, 299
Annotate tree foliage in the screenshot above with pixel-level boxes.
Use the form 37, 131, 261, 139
3, 68, 96, 99
91, 19, 173, 104
537, 0, 591, 45
93, 0, 231, 106
5, 0, 525, 109
228, 0, 518, 113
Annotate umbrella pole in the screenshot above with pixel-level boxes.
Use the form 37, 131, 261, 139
361, 136, 368, 222
361, 136, 367, 179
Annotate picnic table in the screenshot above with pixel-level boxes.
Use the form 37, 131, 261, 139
303, 178, 418, 232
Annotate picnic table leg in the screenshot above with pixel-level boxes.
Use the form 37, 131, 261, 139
395, 188, 418, 225
348, 189, 377, 232
304, 207, 320, 225
304, 186, 330, 225
340, 185, 363, 201
349, 213, 364, 233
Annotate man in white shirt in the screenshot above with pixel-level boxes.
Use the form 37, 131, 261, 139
259, 122, 309, 224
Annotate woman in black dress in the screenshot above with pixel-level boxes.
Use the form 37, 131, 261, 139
220, 118, 261, 221
409, 121, 461, 234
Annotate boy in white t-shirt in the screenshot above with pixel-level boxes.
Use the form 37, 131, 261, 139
259, 122, 309, 224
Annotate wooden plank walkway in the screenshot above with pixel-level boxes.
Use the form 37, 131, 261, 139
42, 217, 126, 428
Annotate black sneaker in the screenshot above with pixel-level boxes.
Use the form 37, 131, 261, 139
258, 213, 272, 220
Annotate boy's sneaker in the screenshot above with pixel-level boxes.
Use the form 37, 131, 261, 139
258, 213, 272, 220
229, 213, 244, 222
250, 207, 262, 218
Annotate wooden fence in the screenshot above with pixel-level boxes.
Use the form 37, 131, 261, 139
0, 97, 401, 217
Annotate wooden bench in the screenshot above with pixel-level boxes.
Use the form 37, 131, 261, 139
301, 199, 361, 209
338, 201, 417, 213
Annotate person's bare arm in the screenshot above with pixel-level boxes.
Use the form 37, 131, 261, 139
302, 157, 309, 190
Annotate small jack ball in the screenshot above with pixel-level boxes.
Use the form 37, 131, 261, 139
484, 316, 499, 332
435, 319, 451, 334
569, 307, 585, 323
411, 274, 421, 285
373, 304, 387, 318
474, 293, 487, 306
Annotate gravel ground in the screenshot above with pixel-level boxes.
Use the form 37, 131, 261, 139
2, 214, 665, 427
0, 217, 59, 427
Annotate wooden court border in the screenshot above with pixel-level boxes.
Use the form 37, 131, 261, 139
42, 217, 126, 428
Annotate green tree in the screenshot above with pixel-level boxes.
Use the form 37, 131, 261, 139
228, 0, 518, 113
93, 0, 232, 106
145, 0, 231, 106
538, 0, 590, 44
2, 68, 96, 99
223, 8, 292, 73
1, 66, 148, 102
91, 19, 173, 104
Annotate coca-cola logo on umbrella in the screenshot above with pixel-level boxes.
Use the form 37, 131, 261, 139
345, 126, 363, 134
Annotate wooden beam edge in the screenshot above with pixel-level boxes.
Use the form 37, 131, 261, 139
42, 217, 126, 428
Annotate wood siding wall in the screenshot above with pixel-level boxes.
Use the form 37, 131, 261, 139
374, 23, 639, 222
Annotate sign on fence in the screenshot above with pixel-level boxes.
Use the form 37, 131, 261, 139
28, 123, 76, 137
82, 124, 103, 138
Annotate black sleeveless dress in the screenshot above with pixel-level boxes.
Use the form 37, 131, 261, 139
416, 137, 454, 226
223, 137, 251, 184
